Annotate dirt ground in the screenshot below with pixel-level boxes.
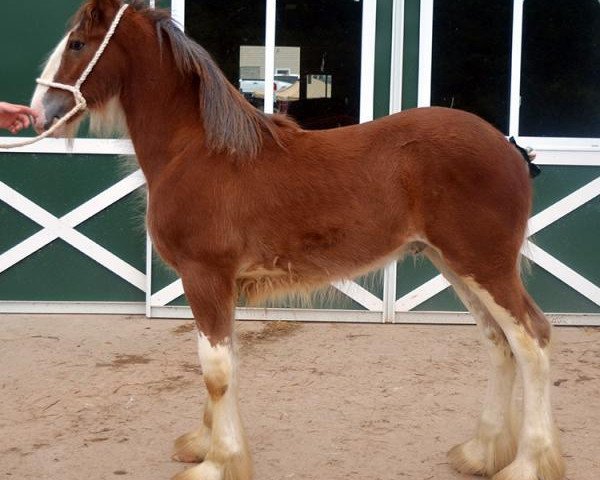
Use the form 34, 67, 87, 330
0, 315, 598, 480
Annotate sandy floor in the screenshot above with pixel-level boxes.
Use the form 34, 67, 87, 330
0, 314, 598, 480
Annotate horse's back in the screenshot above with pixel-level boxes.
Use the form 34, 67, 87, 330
373, 107, 532, 276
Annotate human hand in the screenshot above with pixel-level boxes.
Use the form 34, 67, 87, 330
0, 102, 39, 134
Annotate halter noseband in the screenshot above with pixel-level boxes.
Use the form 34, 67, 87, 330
0, 4, 129, 149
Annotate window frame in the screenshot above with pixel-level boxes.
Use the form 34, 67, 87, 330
172, 0, 377, 122
415, 0, 600, 164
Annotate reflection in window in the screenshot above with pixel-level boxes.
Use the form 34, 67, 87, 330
306, 75, 332, 99
520, 0, 600, 138
431, 1, 512, 133
238, 46, 301, 108
185, 0, 360, 128
276, 0, 362, 129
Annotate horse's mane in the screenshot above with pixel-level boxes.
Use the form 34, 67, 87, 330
134, 2, 298, 158
72, 1, 299, 157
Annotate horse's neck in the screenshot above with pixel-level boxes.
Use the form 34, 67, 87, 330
119, 49, 207, 185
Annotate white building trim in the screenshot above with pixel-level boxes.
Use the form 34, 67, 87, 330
359, 0, 377, 122
417, 0, 433, 107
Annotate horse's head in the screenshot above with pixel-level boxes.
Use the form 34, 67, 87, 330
32, 0, 129, 136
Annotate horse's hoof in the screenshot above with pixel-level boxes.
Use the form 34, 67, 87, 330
173, 429, 210, 463
491, 448, 565, 480
448, 433, 516, 477
172, 462, 222, 480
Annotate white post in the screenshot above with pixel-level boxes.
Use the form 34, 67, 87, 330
360, 0, 377, 123
145, 232, 153, 318
389, 0, 405, 114
417, 0, 434, 107
264, 0, 276, 114
383, 262, 398, 323
171, 0, 186, 31
509, 0, 524, 137
385, 0, 402, 320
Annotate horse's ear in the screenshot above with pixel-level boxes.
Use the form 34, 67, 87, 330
79, 0, 123, 30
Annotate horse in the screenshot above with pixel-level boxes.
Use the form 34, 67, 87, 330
30, 1, 565, 479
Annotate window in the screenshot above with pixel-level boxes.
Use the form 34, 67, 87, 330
424, 0, 599, 143
185, 0, 266, 109
430, 0, 513, 133
520, 0, 600, 138
185, 0, 365, 129
275, 0, 362, 128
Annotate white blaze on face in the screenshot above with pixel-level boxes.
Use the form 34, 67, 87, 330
31, 34, 70, 132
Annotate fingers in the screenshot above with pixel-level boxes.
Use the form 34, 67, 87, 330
17, 113, 31, 129
14, 105, 38, 120
9, 120, 24, 134
0, 102, 39, 120
0, 102, 40, 133
7, 114, 31, 134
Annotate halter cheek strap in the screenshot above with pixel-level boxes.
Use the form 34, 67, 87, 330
0, 4, 129, 150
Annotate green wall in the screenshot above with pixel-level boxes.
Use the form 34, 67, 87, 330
0, 0, 597, 314
0, 1, 146, 303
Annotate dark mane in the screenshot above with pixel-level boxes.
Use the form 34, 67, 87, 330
132, 1, 298, 158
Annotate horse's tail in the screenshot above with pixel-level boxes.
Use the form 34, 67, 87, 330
509, 137, 541, 178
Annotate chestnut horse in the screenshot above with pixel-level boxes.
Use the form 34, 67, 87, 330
30, 1, 564, 479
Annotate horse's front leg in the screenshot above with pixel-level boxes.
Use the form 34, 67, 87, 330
172, 264, 252, 480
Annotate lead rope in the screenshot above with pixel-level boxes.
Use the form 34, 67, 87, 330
0, 4, 129, 150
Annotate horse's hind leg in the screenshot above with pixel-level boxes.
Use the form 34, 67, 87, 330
428, 241, 563, 479
425, 248, 518, 476
172, 264, 252, 480
463, 275, 564, 480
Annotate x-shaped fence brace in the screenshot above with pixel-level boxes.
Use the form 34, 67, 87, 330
0, 170, 146, 290
0, 169, 598, 313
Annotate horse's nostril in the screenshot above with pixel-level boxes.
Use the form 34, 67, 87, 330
44, 116, 60, 131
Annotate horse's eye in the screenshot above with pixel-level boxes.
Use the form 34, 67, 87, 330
69, 40, 85, 51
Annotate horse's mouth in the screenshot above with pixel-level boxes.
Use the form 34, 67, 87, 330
34, 109, 84, 137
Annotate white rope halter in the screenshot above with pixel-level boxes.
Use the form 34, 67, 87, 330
0, 4, 129, 150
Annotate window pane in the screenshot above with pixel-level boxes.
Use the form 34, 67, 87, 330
275, 0, 362, 129
431, 1, 513, 133
520, 0, 600, 138
185, 0, 265, 109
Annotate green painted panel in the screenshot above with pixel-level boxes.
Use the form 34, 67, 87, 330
396, 256, 463, 311
374, 0, 393, 119
0, 153, 134, 217
402, 0, 420, 110
77, 190, 147, 272
0, 0, 137, 140
531, 166, 599, 215
0, 1, 82, 108
413, 287, 463, 312
0, 204, 41, 253
533, 198, 600, 286
151, 248, 179, 293
0, 153, 146, 301
396, 256, 438, 299
0, 239, 144, 301
524, 264, 600, 314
